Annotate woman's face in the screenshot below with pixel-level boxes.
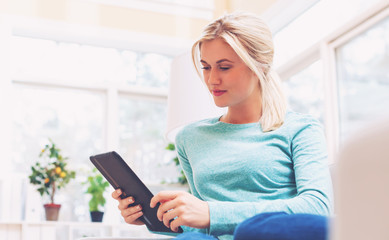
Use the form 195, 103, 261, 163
200, 38, 261, 109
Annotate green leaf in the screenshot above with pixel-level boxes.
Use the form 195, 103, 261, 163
165, 143, 175, 151
173, 156, 179, 166
28, 139, 76, 201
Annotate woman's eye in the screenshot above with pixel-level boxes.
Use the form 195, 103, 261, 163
219, 66, 230, 71
201, 66, 211, 70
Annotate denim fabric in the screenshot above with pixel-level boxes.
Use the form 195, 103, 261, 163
234, 212, 328, 240
174, 212, 328, 240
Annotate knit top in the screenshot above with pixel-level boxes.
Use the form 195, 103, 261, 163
175, 111, 333, 240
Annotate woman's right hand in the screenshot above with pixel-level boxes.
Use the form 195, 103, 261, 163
111, 189, 145, 225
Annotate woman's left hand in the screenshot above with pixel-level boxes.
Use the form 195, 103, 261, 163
150, 191, 210, 232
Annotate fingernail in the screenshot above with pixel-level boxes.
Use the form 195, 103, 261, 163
116, 189, 121, 194
128, 198, 134, 204
137, 205, 142, 210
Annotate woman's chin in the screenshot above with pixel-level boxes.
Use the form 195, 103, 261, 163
213, 101, 228, 108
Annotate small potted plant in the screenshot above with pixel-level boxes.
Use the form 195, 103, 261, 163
166, 143, 188, 185
85, 168, 110, 222
28, 139, 76, 221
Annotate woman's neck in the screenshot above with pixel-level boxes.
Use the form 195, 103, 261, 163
220, 106, 262, 124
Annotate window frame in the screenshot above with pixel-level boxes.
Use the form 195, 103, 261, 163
4, 14, 189, 152
276, 1, 389, 163
0, 14, 188, 222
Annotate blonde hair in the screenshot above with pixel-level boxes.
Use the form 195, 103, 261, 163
191, 12, 287, 132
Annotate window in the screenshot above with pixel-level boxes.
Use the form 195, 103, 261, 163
11, 84, 106, 221
273, 0, 382, 68
9, 35, 174, 221
119, 96, 179, 184
274, 1, 389, 162
336, 15, 389, 142
284, 60, 324, 123
11, 85, 105, 174
11, 36, 171, 88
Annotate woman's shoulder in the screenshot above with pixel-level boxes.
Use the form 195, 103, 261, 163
281, 111, 324, 135
182, 117, 219, 132
282, 111, 327, 149
175, 117, 220, 143
284, 111, 322, 126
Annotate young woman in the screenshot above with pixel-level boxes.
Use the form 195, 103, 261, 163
112, 12, 333, 240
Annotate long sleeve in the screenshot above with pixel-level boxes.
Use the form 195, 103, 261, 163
175, 112, 333, 239
175, 140, 209, 235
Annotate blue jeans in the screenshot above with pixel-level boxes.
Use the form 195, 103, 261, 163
234, 212, 328, 240
174, 212, 328, 240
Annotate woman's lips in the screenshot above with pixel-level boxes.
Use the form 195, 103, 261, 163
212, 90, 227, 97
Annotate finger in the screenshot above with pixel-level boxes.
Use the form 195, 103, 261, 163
162, 208, 180, 229
169, 216, 183, 232
158, 199, 177, 214
124, 210, 144, 224
157, 199, 178, 221
121, 204, 142, 218
150, 191, 180, 208
112, 189, 122, 199
118, 196, 135, 210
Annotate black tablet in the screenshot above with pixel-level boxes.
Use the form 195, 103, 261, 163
90, 151, 183, 235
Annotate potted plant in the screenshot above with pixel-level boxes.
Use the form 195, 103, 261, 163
85, 168, 109, 222
28, 139, 76, 221
166, 143, 188, 185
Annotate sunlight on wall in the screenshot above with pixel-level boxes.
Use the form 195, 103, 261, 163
0, 0, 209, 40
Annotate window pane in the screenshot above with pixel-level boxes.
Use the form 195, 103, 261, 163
336, 16, 389, 141
284, 60, 325, 123
135, 53, 172, 88
12, 85, 105, 172
118, 96, 179, 184
11, 36, 172, 88
11, 85, 105, 221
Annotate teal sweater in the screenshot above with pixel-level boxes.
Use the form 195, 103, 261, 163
175, 111, 333, 240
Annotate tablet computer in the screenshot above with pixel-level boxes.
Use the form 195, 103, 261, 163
90, 151, 183, 235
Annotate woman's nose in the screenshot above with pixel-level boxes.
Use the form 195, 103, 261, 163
207, 69, 221, 85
